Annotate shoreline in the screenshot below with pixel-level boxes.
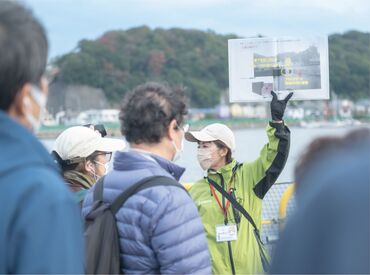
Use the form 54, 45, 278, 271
37, 118, 369, 139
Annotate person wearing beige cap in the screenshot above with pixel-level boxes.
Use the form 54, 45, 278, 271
52, 125, 125, 204
185, 91, 292, 275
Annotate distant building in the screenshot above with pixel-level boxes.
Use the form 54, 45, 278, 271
188, 108, 218, 120
53, 109, 120, 125
47, 82, 109, 116
354, 99, 370, 117
229, 103, 267, 118
80, 109, 120, 124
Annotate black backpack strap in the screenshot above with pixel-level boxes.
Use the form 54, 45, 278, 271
208, 177, 258, 230
208, 176, 270, 271
231, 161, 242, 175
93, 176, 105, 202
110, 176, 186, 214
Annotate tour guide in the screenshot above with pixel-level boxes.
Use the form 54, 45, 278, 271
185, 91, 292, 274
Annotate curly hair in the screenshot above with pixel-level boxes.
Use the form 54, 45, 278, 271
119, 82, 188, 144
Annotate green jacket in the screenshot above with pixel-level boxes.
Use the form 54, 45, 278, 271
190, 122, 290, 274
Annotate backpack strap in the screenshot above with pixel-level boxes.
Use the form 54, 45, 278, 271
110, 176, 187, 214
208, 177, 258, 230
208, 176, 270, 271
93, 176, 106, 202
232, 161, 242, 175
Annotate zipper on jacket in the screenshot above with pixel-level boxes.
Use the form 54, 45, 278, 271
218, 173, 236, 275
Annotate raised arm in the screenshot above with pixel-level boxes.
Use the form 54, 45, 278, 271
242, 91, 292, 199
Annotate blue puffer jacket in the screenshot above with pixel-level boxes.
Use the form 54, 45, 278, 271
82, 150, 211, 274
0, 111, 84, 274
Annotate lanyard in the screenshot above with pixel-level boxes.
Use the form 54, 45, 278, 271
210, 185, 232, 217
208, 175, 235, 218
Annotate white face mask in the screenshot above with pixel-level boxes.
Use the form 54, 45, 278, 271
171, 123, 188, 162
87, 161, 108, 182
172, 136, 184, 162
23, 85, 47, 133
94, 160, 109, 176
197, 147, 215, 170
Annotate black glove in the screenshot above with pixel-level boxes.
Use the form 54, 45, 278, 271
270, 91, 293, 121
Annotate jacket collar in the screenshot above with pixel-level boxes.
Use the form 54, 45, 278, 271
113, 150, 185, 181
0, 110, 57, 174
207, 159, 238, 183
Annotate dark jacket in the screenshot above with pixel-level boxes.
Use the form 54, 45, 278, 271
270, 138, 370, 274
82, 150, 211, 274
0, 111, 84, 274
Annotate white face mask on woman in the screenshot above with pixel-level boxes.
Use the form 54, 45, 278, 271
94, 160, 109, 176
86, 160, 109, 182
197, 147, 215, 171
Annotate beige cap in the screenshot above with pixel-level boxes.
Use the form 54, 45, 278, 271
185, 123, 235, 151
53, 126, 126, 161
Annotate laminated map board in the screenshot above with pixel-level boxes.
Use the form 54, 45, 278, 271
228, 36, 330, 102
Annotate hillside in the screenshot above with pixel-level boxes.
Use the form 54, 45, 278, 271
54, 27, 369, 108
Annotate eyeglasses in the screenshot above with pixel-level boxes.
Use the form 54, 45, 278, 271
182, 124, 189, 132
61, 152, 112, 167
92, 152, 112, 163
177, 122, 189, 133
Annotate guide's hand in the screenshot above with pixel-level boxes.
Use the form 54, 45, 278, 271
270, 91, 293, 122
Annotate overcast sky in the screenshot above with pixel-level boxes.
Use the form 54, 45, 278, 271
21, 0, 370, 59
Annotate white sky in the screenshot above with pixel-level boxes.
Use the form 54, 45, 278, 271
21, 0, 370, 59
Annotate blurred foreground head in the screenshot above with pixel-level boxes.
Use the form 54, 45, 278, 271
0, 0, 48, 132
294, 128, 370, 193
271, 128, 370, 274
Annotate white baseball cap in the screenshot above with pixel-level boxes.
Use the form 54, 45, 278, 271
53, 126, 126, 161
185, 123, 236, 151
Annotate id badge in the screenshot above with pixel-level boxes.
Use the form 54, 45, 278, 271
216, 224, 237, 242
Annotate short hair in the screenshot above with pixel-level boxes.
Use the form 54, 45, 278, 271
120, 82, 187, 144
0, 1, 48, 111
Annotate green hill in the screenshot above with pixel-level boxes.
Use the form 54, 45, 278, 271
329, 31, 370, 100
54, 27, 369, 107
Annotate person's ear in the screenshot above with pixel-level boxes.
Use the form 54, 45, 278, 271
219, 147, 228, 158
167, 119, 178, 141
84, 160, 95, 174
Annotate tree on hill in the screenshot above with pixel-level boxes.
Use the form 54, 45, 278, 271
55, 27, 369, 107
329, 30, 369, 100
